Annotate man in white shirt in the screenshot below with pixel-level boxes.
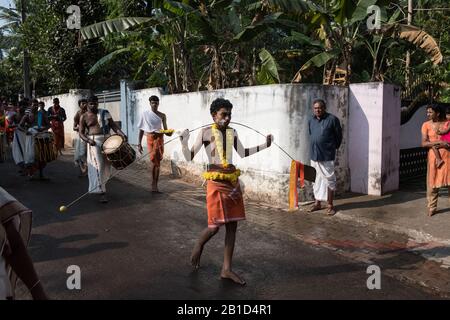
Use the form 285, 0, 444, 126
137, 96, 172, 193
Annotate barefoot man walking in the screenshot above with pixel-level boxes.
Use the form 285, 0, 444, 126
179, 98, 272, 285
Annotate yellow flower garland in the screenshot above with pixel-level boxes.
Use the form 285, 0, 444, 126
159, 129, 175, 134
211, 123, 233, 168
202, 169, 241, 184
203, 123, 240, 183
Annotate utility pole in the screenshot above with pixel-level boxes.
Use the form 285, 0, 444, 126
405, 0, 413, 90
21, 0, 31, 99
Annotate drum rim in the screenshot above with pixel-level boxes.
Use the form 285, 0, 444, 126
102, 134, 125, 155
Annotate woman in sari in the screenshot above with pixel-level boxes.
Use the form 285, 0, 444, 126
421, 104, 450, 217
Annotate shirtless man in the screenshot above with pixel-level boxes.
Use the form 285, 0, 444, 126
73, 99, 88, 176
179, 98, 273, 285
79, 96, 126, 203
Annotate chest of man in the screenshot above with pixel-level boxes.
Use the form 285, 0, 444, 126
310, 117, 335, 138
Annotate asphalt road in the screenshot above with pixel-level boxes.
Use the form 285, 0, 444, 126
0, 154, 441, 299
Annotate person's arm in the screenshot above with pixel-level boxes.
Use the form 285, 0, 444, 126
421, 124, 447, 148
334, 117, 343, 149
180, 128, 204, 161
108, 117, 127, 141
60, 108, 67, 122
47, 108, 54, 120
437, 122, 450, 135
162, 114, 168, 131
73, 112, 80, 131
138, 129, 144, 154
161, 113, 173, 136
18, 114, 29, 133
234, 129, 272, 158
79, 114, 95, 146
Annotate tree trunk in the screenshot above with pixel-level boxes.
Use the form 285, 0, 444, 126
21, 0, 31, 98
171, 43, 179, 92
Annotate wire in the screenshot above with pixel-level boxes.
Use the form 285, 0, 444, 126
62, 124, 212, 209
230, 121, 295, 161
62, 121, 297, 210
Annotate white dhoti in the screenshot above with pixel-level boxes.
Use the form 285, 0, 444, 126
87, 135, 111, 194
24, 129, 39, 166
74, 136, 87, 165
12, 130, 26, 165
311, 160, 336, 201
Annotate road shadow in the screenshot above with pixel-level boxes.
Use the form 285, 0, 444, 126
28, 233, 128, 263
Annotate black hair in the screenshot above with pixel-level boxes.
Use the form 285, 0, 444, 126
78, 98, 87, 106
53, 98, 59, 102
88, 96, 98, 103
149, 95, 159, 102
210, 98, 233, 115
313, 99, 326, 109
32, 99, 39, 104
38, 101, 45, 106
427, 104, 446, 121
18, 100, 28, 108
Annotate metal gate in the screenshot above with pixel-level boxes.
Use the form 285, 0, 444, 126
399, 147, 427, 181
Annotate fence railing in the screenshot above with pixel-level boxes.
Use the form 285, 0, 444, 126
95, 90, 121, 103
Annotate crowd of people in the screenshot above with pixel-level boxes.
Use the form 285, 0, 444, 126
0, 97, 66, 179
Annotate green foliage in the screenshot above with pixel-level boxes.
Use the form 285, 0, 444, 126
0, 0, 448, 100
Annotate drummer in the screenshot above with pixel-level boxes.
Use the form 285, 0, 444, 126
18, 99, 50, 179
79, 96, 127, 203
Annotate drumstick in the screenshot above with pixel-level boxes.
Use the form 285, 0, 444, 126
59, 124, 213, 212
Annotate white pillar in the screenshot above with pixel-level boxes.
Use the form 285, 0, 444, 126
348, 83, 401, 195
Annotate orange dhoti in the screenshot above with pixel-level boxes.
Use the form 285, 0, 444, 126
206, 179, 245, 228
146, 133, 164, 167
50, 124, 64, 150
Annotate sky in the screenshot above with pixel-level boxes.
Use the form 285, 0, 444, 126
0, 0, 15, 27
0, 0, 13, 8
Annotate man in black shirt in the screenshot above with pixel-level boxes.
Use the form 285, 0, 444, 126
308, 99, 342, 215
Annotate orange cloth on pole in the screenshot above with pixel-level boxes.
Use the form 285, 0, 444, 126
206, 179, 245, 228
288, 160, 305, 211
422, 121, 450, 188
146, 133, 164, 167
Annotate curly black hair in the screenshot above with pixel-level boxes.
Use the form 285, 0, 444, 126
88, 96, 98, 103
210, 98, 233, 115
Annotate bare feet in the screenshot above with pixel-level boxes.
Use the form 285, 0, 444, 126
326, 205, 337, 216
308, 203, 322, 212
190, 244, 203, 269
99, 194, 108, 203
436, 159, 445, 168
220, 269, 246, 285
151, 182, 161, 193
428, 209, 436, 217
